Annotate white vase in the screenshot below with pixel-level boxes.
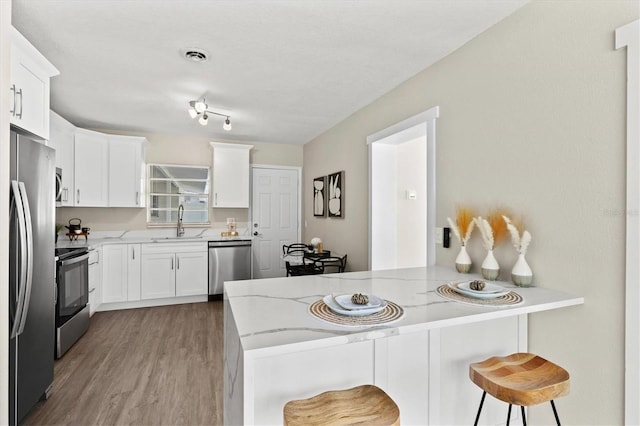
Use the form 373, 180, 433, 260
512, 253, 533, 286
481, 249, 500, 281
455, 245, 472, 273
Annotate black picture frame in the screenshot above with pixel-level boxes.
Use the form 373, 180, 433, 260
327, 171, 344, 218
313, 176, 327, 217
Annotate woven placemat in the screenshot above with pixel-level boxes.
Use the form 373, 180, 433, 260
309, 299, 405, 327
436, 284, 523, 307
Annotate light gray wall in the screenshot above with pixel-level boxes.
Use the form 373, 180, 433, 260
303, 1, 639, 423
56, 132, 303, 230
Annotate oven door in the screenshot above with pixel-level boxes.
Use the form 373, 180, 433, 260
56, 252, 89, 320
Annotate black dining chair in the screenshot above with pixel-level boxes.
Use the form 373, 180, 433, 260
282, 243, 310, 256
285, 261, 324, 277
283, 243, 321, 277
313, 254, 347, 274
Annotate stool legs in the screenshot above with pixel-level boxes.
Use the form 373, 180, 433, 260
550, 400, 561, 426
473, 391, 486, 426
474, 393, 561, 426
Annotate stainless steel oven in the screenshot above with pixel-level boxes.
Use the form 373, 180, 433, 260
54, 247, 90, 358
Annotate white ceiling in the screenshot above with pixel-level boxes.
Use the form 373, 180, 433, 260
12, 1, 527, 145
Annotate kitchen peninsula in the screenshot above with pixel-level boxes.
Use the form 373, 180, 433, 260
224, 266, 583, 425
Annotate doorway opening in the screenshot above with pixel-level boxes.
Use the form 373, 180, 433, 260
368, 106, 439, 271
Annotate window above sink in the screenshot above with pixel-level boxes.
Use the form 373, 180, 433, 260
147, 164, 210, 226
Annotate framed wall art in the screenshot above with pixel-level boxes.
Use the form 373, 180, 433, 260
313, 176, 327, 217
327, 171, 344, 218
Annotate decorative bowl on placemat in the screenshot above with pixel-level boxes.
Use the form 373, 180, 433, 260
448, 281, 510, 299
323, 295, 386, 316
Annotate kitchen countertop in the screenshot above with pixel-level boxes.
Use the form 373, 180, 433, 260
225, 266, 584, 356
55, 229, 252, 250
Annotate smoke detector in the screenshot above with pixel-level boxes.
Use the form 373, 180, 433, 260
182, 48, 209, 63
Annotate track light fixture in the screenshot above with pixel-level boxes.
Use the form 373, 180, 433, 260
188, 99, 232, 131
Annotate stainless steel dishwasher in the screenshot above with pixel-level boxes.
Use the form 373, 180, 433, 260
208, 240, 252, 296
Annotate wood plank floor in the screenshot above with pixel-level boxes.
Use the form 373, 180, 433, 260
23, 301, 223, 426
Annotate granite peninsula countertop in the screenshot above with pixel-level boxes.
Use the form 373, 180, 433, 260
224, 266, 584, 356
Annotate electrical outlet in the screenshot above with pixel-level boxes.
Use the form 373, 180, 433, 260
435, 227, 443, 245
443, 227, 450, 248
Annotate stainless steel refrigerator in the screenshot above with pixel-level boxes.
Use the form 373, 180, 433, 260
9, 129, 55, 425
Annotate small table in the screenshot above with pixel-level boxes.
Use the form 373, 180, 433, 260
65, 232, 89, 241
282, 250, 334, 265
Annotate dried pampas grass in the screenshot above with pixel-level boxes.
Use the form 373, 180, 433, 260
503, 215, 532, 255
487, 210, 509, 245
447, 206, 475, 246
474, 209, 509, 251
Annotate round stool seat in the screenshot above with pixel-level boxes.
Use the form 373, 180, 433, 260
283, 384, 400, 426
469, 352, 570, 407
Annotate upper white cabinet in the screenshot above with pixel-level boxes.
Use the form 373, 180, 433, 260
75, 128, 109, 207
10, 27, 59, 140
71, 128, 147, 208
48, 111, 75, 205
108, 135, 147, 207
210, 142, 253, 208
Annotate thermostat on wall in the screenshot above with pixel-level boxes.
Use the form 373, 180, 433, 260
406, 190, 417, 200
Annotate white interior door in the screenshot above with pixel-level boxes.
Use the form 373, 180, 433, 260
251, 167, 300, 279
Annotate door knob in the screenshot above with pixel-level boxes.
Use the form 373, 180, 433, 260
253, 231, 259, 236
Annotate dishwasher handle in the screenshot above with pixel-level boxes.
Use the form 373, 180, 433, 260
208, 240, 252, 248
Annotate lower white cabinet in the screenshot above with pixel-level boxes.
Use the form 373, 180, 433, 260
101, 243, 141, 303
88, 248, 102, 316
141, 243, 207, 300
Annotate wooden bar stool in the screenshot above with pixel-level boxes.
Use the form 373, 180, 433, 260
283, 384, 400, 425
469, 353, 570, 426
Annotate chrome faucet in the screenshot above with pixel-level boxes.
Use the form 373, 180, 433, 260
177, 204, 185, 237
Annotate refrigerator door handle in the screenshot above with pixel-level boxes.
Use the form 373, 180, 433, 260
17, 182, 34, 336
9, 181, 28, 339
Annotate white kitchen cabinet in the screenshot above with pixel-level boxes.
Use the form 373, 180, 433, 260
175, 251, 208, 296
108, 135, 147, 207
101, 243, 141, 304
88, 248, 102, 316
75, 128, 109, 207
141, 242, 207, 300
210, 142, 253, 208
48, 110, 75, 205
140, 252, 175, 299
10, 27, 59, 140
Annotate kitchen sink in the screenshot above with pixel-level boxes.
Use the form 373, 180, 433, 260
151, 236, 204, 242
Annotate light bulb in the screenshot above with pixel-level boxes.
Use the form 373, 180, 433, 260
188, 107, 198, 119
194, 100, 207, 113
199, 113, 208, 126
223, 117, 232, 131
